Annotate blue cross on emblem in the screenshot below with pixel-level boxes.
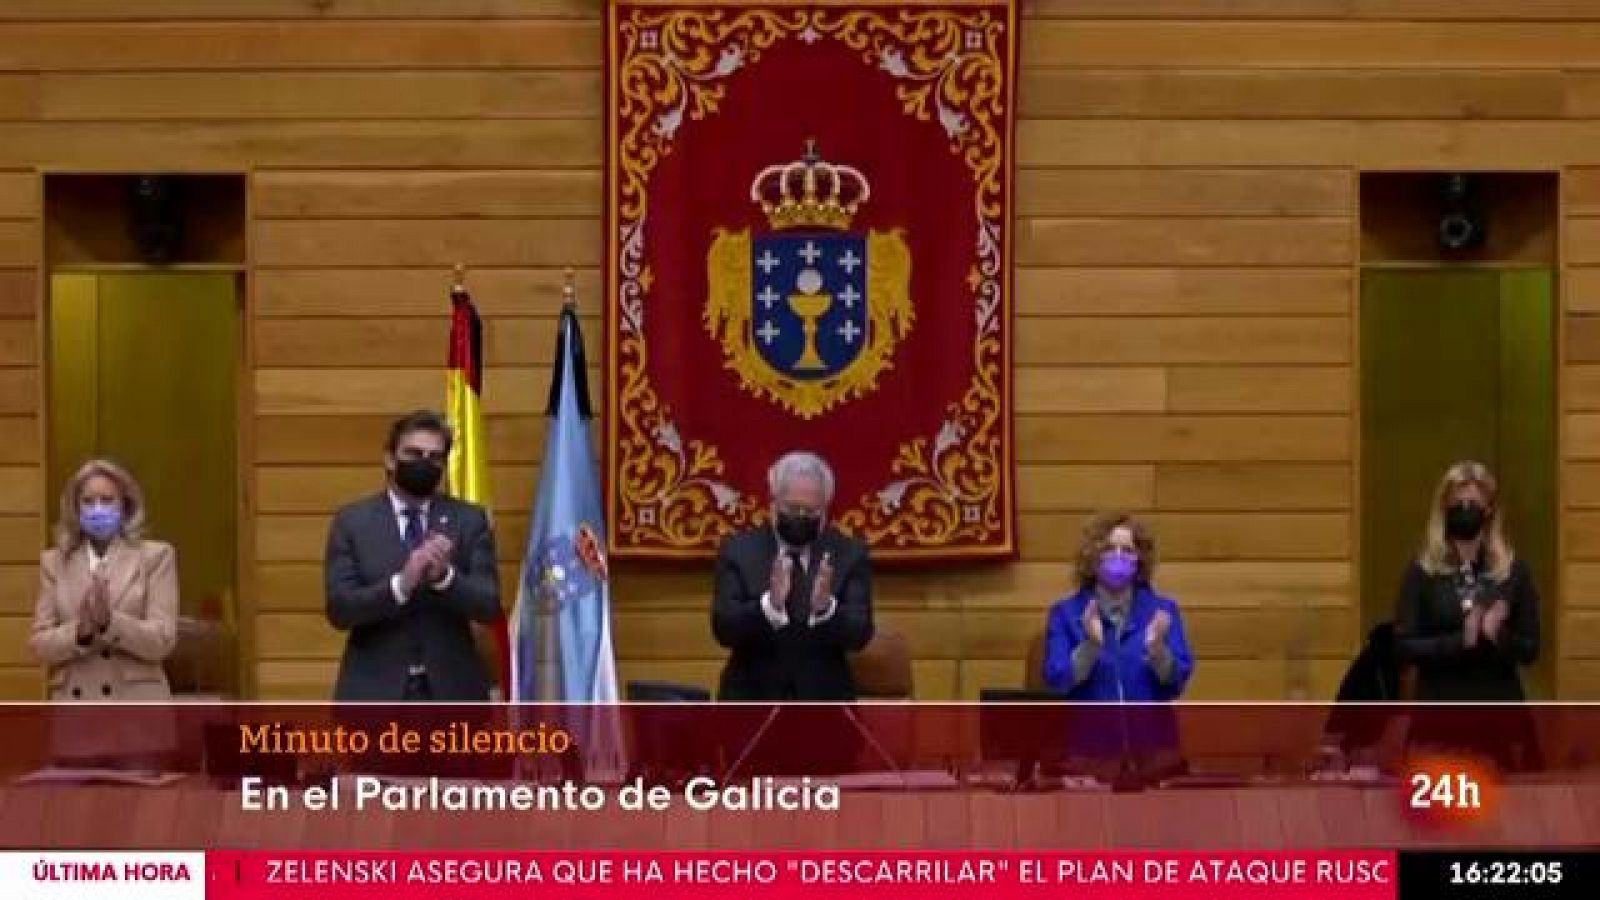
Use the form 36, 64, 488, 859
749, 232, 869, 379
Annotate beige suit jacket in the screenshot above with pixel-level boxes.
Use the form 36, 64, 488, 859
29, 538, 178, 702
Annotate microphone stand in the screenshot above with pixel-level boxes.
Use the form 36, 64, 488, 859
722, 703, 905, 785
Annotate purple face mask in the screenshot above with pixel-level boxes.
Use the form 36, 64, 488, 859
1096, 552, 1139, 591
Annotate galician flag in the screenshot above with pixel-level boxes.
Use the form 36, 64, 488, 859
510, 278, 620, 707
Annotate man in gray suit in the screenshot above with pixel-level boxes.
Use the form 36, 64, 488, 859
324, 410, 500, 701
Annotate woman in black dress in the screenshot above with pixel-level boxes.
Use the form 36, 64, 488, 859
1395, 461, 1540, 766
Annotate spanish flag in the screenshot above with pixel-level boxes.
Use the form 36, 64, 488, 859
445, 271, 509, 694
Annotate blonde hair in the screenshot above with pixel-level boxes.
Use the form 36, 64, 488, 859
1074, 511, 1158, 589
54, 458, 147, 554
1418, 460, 1513, 581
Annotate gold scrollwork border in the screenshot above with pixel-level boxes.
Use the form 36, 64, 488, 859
606, 1, 1016, 558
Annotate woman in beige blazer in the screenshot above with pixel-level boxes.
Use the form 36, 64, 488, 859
29, 459, 178, 702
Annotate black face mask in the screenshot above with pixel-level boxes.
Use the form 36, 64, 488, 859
394, 458, 443, 498
1445, 502, 1487, 541
775, 512, 822, 546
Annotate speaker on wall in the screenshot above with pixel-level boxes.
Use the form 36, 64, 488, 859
128, 174, 186, 264
1437, 173, 1488, 252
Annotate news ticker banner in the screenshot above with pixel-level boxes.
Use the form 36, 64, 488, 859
0, 704, 1598, 850
7, 851, 1600, 899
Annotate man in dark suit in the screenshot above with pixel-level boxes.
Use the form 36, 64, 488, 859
324, 410, 501, 701
712, 451, 874, 701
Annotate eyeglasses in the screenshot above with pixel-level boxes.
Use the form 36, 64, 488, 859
1101, 544, 1139, 559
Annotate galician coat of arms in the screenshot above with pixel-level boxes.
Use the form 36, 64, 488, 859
705, 141, 914, 419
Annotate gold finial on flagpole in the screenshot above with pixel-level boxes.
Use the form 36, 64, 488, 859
561, 267, 577, 310
451, 263, 468, 292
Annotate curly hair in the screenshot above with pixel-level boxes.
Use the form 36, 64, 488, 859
1073, 511, 1158, 589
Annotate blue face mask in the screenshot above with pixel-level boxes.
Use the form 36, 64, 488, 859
79, 504, 122, 541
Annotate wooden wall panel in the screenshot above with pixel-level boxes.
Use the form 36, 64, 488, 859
254, 268, 601, 317
0, 467, 41, 515
1017, 416, 1350, 463
0, 615, 38, 667
0, 224, 38, 268
1014, 168, 1351, 216
0, 2, 1591, 700
1017, 218, 1351, 267
0, 76, 37, 121
0, 121, 600, 169
1020, 70, 1568, 120
255, 368, 568, 416
253, 170, 600, 219
254, 219, 599, 268
0, 22, 600, 70
1565, 563, 1600, 606
0, 270, 35, 319
0, 369, 36, 415
0, 173, 36, 218
39, 72, 601, 121
1039, 0, 1600, 17
1166, 366, 1352, 414
1020, 512, 1351, 561
1024, 22, 1600, 70
255, 316, 595, 368
0, 564, 38, 616
0, 517, 42, 564
256, 465, 537, 515
256, 415, 546, 464
1570, 165, 1600, 683
1155, 464, 1353, 511
1013, 464, 1156, 512
1014, 318, 1349, 365
1018, 120, 1600, 168
0, 2, 599, 20
0, 145, 34, 741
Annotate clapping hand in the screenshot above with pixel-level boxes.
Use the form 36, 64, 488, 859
769, 554, 793, 607
810, 552, 835, 615
1481, 598, 1509, 644
1082, 597, 1105, 645
420, 533, 454, 584
1463, 602, 1486, 649
1145, 608, 1172, 652
399, 541, 438, 595
77, 574, 111, 642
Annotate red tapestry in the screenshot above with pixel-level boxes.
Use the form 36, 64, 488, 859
604, 0, 1017, 559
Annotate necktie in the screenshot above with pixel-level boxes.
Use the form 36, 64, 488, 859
403, 507, 426, 551
786, 550, 812, 624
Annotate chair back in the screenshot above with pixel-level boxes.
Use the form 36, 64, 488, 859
849, 627, 912, 699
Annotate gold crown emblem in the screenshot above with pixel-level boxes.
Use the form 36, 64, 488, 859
750, 139, 871, 231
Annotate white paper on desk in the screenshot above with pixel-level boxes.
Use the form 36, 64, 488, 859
833, 770, 959, 790
13, 768, 186, 787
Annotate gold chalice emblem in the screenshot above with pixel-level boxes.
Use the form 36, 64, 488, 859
788, 266, 832, 372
